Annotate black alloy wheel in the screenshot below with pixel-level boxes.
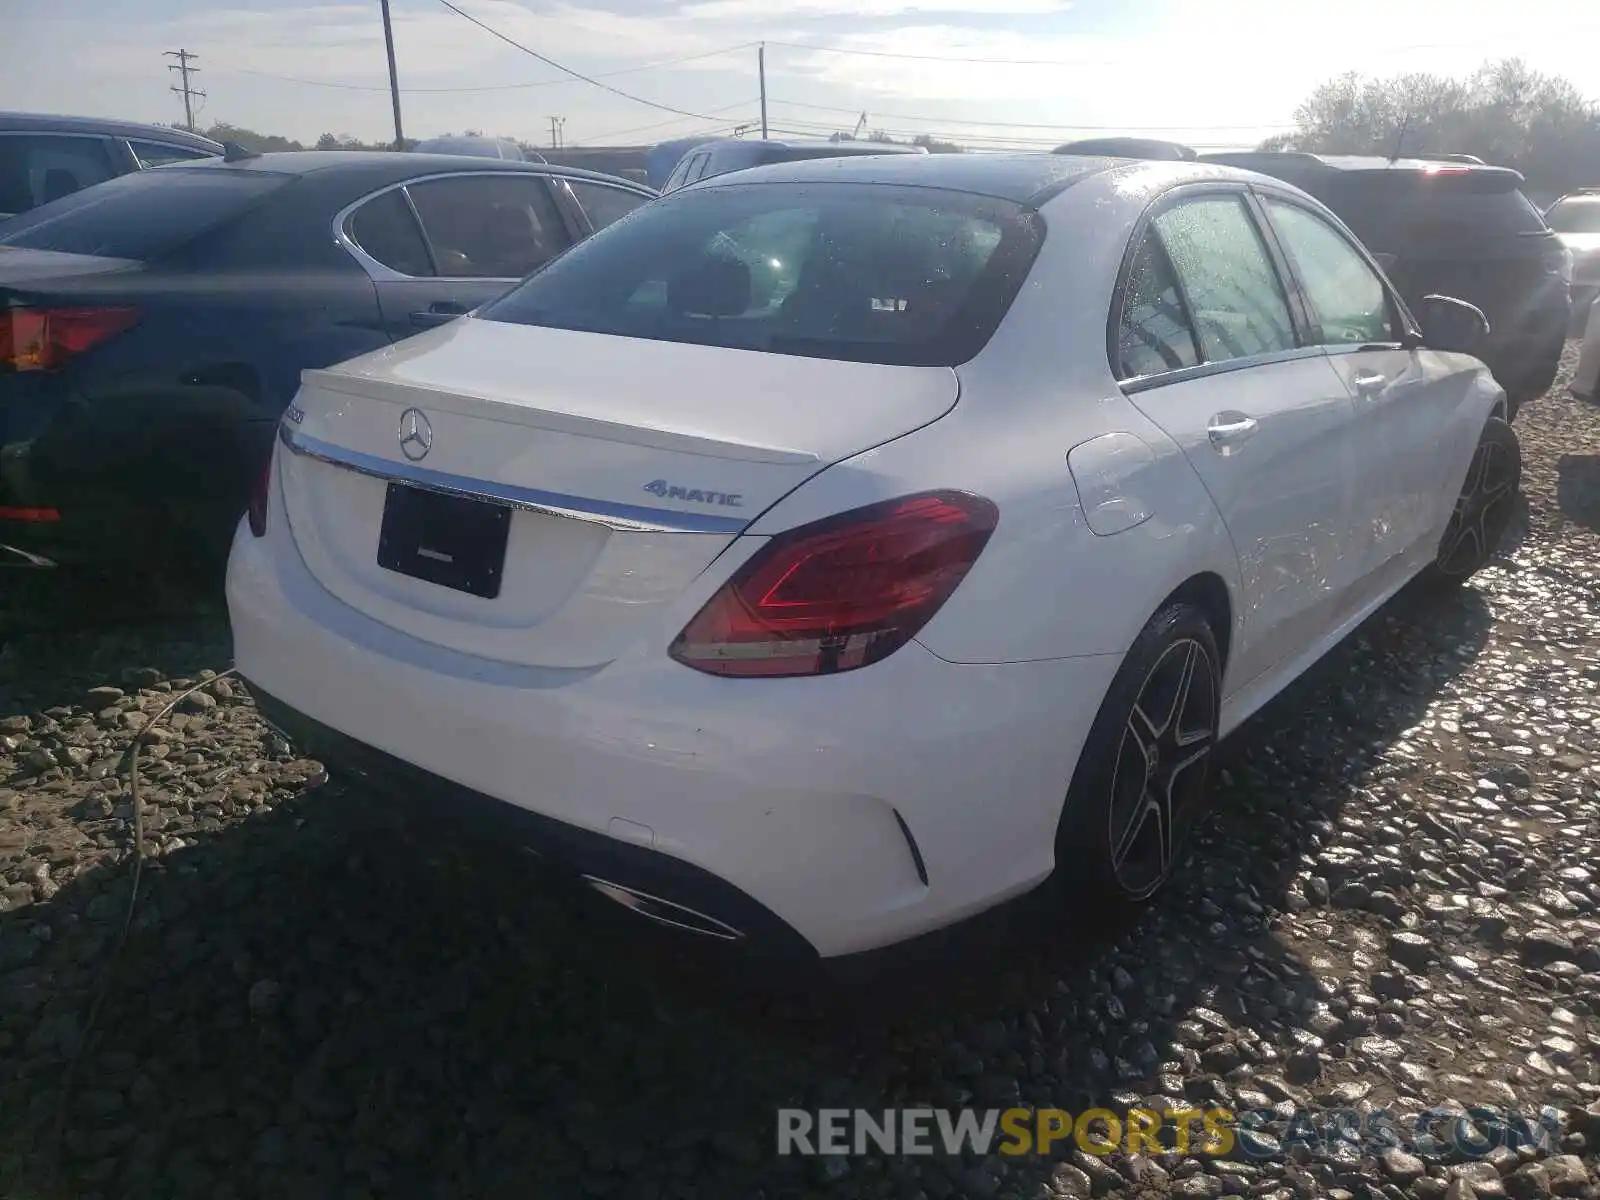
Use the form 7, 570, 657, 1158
1433, 416, 1521, 583
1056, 603, 1223, 907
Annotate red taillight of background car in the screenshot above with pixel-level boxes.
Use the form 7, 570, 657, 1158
248, 451, 273, 537
669, 491, 999, 678
0, 307, 140, 372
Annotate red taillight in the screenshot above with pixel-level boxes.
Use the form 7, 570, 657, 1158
669, 491, 998, 678
0, 306, 140, 372
248, 452, 272, 537
0, 506, 60, 522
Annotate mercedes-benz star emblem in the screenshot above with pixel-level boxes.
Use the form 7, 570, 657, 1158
398, 407, 433, 462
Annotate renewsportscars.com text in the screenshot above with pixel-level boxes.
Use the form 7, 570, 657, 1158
776, 1105, 1564, 1159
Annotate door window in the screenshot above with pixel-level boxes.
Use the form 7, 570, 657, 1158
1153, 194, 1297, 362
128, 140, 215, 168
0, 134, 117, 214
347, 188, 434, 276
564, 180, 648, 231
1263, 198, 1398, 346
405, 175, 567, 279
1115, 232, 1202, 379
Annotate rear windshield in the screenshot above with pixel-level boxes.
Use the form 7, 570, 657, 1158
478, 182, 1044, 367
1322, 173, 1549, 250
0, 167, 290, 260
1547, 198, 1600, 234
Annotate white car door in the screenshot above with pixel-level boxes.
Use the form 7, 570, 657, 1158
1115, 187, 1366, 690
1258, 191, 1478, 596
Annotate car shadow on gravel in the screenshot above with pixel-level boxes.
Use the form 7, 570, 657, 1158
0, 574, 1498, 1199
1556, 453, 1600, 533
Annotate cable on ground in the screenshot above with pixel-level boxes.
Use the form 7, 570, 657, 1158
47, 666, 241, 1187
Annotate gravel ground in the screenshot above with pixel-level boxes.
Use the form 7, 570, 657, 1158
3, 349, 1600, 1200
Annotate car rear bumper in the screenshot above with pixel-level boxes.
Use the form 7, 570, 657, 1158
247, 683, 823, 957
225, 498, 1121, 958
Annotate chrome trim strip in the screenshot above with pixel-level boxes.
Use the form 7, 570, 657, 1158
277, 423, 749, 535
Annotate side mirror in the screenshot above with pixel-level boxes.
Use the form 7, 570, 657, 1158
1418, 294, 1491, 356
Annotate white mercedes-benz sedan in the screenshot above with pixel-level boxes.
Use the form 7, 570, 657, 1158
227, 152, 1520, 959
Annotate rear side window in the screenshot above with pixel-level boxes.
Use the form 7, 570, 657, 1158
347, 188, 434, 276
1327, 174, 1548, 250
662, 151, 714, 193
1115, 234, 1201, 379
1153, 195, 1297, 361
0, 134, 118, 215
128, 140, 215, 168
1547, 198, 1600, 234
479, 182, 1043, 367
0, 167, 290, 259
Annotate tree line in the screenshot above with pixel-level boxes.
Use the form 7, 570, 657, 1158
183, 56, 1600, 197
1262, 57, 1600, 197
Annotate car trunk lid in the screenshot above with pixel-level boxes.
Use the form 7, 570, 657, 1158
0, 247, 142, 291
277, 316, 960, 668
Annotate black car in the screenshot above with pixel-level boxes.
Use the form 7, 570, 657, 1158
0, 150, 655, 570
1053, 137, 1196, 160
0, 112, 222, 219
1195, 152, 1570, 414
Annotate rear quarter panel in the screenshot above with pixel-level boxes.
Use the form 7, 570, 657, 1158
742, 168, 1246, 669
23, 183, 388, 540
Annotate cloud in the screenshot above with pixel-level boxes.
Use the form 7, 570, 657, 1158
7, 0, 1599, 149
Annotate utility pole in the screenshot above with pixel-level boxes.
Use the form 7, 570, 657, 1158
379, 0, 406, 150
548, 116, 565, 149
164, 49, 205, 132
757, 43, 768, 139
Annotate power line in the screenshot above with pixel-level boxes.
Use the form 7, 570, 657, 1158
434, 0, 729, 120
209, 42, 755, 94
164, 49, 205, 132
578, 100, 757, 143
767, 97, 1294, 132
583, 121, 751, 147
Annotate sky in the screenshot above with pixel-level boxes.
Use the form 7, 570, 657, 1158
5, 0, 1600, 152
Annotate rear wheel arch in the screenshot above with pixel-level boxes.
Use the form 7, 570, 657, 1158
1158, 571, 1234, 676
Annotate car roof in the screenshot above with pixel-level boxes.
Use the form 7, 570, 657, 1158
721, 138, 924, 156
154, 150, 653, 192
1199, 150, 1524, 183
0, 111, 223, 152
412, 135, 532, 158
687, 151, 1126, 204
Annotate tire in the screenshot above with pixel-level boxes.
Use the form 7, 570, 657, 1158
1053, 603, 1222, 908
1421, 416, 1521, 589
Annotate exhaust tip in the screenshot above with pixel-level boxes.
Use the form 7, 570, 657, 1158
581, 875, 745, 942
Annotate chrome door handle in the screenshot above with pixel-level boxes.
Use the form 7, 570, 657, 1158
1352, 372, 1387, 397
1207, 412, 1259, 452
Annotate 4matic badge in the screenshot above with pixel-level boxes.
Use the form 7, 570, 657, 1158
642, 479, 743, 507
